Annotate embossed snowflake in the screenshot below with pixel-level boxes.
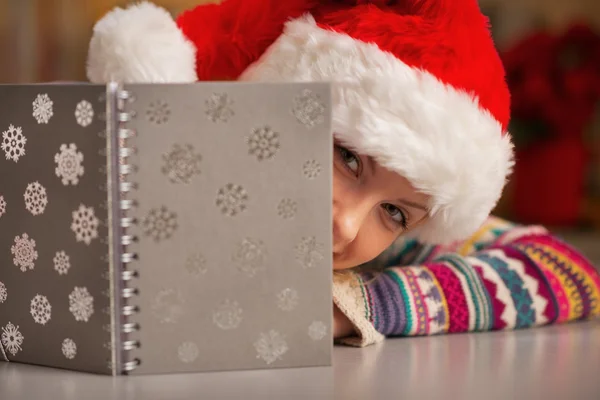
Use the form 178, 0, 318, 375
1, 322, 24, 356
308, 321, 328, 341
54, 143, 84, 185
247, 125, 280, 161
295, 236, 325, 269
75, 100, 94, 127
142, 206, 178, 242
71, 204, 99, 245
276, 288, 299, 312
0, 281, 6, 304
69, 286, 94, 322
24, 181, 48, 216
302, 160, 322, 179
0, 195, 6, 218
161, 143, 201, 184
212, 299, 243, 330
11, 233, 38, 272
216, 183, 248, 216
254, 330, 288, 365
151, 289, 185, 324
205, 92, 234, 123
147, 99, 170, 124
32, 93, 54, 124
30, 294, 52, 325
292, 89, 325, 129
185, 252, 207, 277
62, 338, 77, 359
53, 251, 71, 275
178, 341, 199, 363
277, 198, 297, 220
232, 238, 267, 277
1, 124, 26, 162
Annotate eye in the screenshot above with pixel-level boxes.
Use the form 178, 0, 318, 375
336, 145, 361, 176
381, 203, 407, 229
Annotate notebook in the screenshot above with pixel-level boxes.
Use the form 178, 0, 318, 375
0, 81, 333, 375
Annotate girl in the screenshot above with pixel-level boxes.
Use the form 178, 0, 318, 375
87, 0, 600, 346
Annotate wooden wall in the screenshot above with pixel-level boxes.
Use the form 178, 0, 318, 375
0, 0, 216, 83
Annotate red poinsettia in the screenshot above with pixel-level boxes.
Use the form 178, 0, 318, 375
502, 22, 600, 147
502, 22, 600, 226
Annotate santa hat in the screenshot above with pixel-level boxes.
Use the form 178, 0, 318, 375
87, 0, 514, 245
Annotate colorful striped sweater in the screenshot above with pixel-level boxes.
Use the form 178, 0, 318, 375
332, 216, 600, 346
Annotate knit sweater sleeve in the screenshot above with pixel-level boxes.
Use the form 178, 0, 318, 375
332, 217, 600, 347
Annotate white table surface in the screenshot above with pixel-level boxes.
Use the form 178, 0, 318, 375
1, 320, 599, 400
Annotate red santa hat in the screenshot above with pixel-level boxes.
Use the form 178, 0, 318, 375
87, 0, 514, 245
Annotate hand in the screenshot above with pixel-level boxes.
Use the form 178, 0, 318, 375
333, 303, 355, 338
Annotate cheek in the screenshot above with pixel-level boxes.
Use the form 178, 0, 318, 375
334, 221, 397, 270
355, 232, 393, 265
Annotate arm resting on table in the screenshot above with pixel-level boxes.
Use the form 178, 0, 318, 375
333, 217, 600, 346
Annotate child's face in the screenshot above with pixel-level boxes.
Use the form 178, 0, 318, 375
332, 142, 430, 270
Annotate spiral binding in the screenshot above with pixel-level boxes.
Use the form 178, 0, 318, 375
116, 88, 141, 373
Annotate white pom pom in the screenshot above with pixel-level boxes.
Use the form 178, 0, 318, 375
86, 1, 197, 83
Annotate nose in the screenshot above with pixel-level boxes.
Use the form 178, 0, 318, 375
332, 202, 365, 253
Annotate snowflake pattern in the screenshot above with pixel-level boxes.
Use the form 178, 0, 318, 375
302, 160, 322, 179
232, 238, 267, 277
75, 100, 94, 127
69, 286, 94, 322
247, 126, 280, 161
276, 288, 299, 312
24, 181, 48, 215
151, 289, 185, 324
62, 338, 77, 359
0, 281, 6, 304
161, 143, 201, 184
277, 198, 297, 219
53, 251, 71, 275
295, 236, 325, 269
292, 89, 326, 129
54, 143, 84, 185
147, 100, 170, 124
254, 330, 288, 365
32, 93, 54, 124
0, 195, 6, 218
216, 183, 248, 216
71, 204, 99, 245
212, 299, 243, 330
308, 321, 328, 341
30, 294, 52, 325
185, 252, 207, 277
11, 233, 38, 272
142, 206, 178, 242
178, 341, 199, 363
1, 124, 26, 162
205, 92, 234, 123
1, 322, 24, 356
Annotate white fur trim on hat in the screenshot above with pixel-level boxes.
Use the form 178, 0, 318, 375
241, 15, 514, 244
87, 1, 197, 83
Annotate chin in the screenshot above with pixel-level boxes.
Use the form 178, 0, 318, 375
333, 257, 355, 271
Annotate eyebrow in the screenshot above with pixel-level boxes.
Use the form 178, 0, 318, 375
399, 199, 428, 212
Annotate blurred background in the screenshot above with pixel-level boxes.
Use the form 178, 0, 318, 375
0, 0, 599, 246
